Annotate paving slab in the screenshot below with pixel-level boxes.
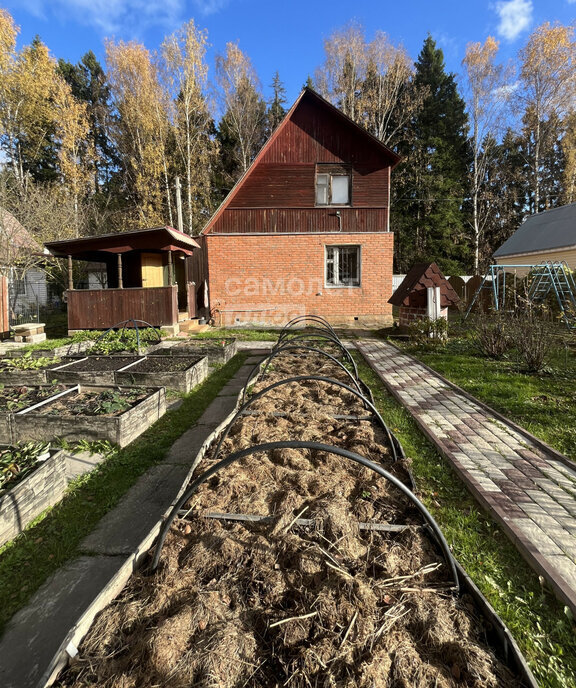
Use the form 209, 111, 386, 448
0, 555, 129, 688
357, 339, 576, 617
64, 450, 106, 482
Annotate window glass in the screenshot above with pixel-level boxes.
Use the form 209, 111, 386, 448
331, 176, 350, 204
326, 245, 360, 287
316, 174, 329, 205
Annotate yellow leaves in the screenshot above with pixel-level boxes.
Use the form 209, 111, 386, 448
0, 8, 18, 72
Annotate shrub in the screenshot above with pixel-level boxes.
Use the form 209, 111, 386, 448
407, 317, 448, 350
470, 312, 513, 359
509, 310, 556, 373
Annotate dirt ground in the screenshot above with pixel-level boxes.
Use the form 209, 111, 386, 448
56, 346, 524, 688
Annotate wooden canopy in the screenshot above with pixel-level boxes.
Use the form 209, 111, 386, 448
45, 226, 200, 262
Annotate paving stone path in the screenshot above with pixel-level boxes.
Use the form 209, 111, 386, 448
357, 339, 576, 617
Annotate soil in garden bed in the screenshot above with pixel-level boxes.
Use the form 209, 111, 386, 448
57, 346, 523, 688
32, 387, 151, 417
0, 384, 69, 413
57, 356, 141, 372
128, 355, 203, 373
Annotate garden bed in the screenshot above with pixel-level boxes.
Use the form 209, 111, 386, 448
56, 347, 529, 687
0, 443, 66, 547
115, 355, 208, 393
151, 338, 238, 364
0, 385, 70, 444
13, 385, 166, 448
50, 356, 144, 386
0, 354, 63, 385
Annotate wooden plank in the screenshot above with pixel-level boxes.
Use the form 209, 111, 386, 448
182, 511, 414, 533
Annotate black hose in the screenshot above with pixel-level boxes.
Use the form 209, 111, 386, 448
150, 440, 459, 592
277, 314, 337, 342
273, 332, 359, 379
241, 344, 362, 406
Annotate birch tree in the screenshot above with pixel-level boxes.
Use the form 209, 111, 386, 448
462, 37, 511, 271
106, 39, 171, 226
161, 20, 216, 234
215, 42, 266, 184
517, 22, 576, 213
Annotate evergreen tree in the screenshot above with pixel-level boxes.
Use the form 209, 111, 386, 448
392, 35, 471, 274
267, 72, 287, 133
58, 51, 118, 193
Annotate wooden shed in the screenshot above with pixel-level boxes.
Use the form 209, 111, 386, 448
45, 227, 201, 334
389, 262, 460, 328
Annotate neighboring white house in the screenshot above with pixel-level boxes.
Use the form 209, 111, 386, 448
494, 203, 576, 276
0, 207, 49, 323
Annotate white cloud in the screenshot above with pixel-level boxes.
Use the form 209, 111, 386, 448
495, 0, 533, 41
15, 0, 186, 35
192, 0, 230, 15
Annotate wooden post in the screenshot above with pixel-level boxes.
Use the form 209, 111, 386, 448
68, 255, 74, 291
168, 250, 174, 285
117, 254, 123, 289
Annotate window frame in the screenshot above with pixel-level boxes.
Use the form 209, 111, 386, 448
325, 244, 362, 288
315, 164, 352, 207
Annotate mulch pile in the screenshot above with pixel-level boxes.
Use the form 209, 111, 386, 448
57, 345, 523, 687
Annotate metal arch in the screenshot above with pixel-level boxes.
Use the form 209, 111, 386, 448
88, 319, 162, 355
150, 440, 459, 592
276, 325, 341, 349
213, 375, 399, 466
273, 332, 359, 380
277, 315, 338, 343
242, 344, 362, 406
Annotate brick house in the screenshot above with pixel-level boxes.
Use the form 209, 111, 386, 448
200, 88, 400, 327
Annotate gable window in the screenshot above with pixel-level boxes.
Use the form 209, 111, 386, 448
316, 164, 351, 206
326, 245, 361, 287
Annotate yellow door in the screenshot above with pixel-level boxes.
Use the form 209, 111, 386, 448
141, 253, 165, 287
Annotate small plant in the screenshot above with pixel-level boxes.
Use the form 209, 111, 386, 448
470, 312, 513, 359
407, 316, 448, 349
0, 352, 61, 371
0, 441, 52, 492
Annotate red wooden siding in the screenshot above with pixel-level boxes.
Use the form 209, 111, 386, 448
229, 165, 389, 209
209, 207, 388, 234
67, 286, 178, 330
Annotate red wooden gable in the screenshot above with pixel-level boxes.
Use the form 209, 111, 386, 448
202, 88, 400, 235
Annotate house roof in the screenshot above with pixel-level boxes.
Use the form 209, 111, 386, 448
0, 207, 42, 259
45, 226, 201, 261
388, 262, 460, 308
494, 203, 576, 259
201, 87, 401, 236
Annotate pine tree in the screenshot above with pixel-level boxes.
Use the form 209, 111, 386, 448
267, 71, 287, 133
392, 35, 471, 274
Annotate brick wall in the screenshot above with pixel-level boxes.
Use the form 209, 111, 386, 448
206, 232, 394, 327
399, 306, 448, 328
0, 450, 67, 547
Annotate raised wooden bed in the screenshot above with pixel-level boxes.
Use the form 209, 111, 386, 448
0, 359, 63, 385
50, 356, 144, 386
0, 447, 66, 547
13, 385, 166, 448
115, 355, 208, 393
151, 338, 238, 364
0, 385, 71, 444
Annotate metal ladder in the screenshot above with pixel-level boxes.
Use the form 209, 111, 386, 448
527, 261, 576, 328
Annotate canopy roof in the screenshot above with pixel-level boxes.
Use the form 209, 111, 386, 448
389, 262, 460, 308
45, 226, 200, 261
494, 203, 576, 258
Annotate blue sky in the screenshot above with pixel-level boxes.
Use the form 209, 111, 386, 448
3, 0, 576, 107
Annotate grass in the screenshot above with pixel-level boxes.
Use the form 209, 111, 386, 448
190, 327, 280, 341
399, 336, 576, 461
354, 353, 576, 687
0, 352, 247, 635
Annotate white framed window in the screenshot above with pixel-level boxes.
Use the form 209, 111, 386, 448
316, 164, 351, 206
325, 245, 361, 287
